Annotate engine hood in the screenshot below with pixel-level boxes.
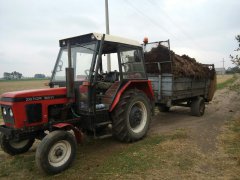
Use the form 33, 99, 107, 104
0, 88, 67, 103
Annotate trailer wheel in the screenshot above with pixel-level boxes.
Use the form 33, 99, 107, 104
112, 89, 151, 142
36, 130, 77, 174
158, 105, 170, 112
0, 133, 35, 155
191, 97, 205, 116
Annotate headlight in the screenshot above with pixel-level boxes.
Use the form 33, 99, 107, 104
3, 108, 7, 115
9, 109, 13, 117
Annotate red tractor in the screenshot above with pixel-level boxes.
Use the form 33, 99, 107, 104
0, 33, 154, 174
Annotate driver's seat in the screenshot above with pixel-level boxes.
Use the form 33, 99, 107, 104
104, 71, 119, 83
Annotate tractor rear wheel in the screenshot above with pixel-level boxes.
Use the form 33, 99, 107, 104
190, 97, 205, 116
0, 133, 35, 155
112, 89, 151, 142
36, 130, 77, 174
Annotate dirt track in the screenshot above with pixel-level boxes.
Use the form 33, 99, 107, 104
151, 78, 240, 156
151, 84, 240, 153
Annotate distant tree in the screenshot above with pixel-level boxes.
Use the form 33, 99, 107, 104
226, 66, 240, 74
230, 35, 240, 67
3, 71, 22, 80
12, 71, 22, 79
3, 72, 11, 80
34, 74, 46, 78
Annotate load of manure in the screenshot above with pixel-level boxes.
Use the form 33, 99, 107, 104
144, 44, 213, 78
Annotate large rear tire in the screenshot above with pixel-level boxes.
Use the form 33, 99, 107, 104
112, 89, 151, 142
190, 97, 205, 116
0, 133, 35, 155
36, 130, 77, 174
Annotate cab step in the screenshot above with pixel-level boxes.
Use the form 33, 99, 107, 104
95, 121, 112, 128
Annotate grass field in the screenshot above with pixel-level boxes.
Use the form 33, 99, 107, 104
223, 117, 240, 166
216, 74, 233, 84
217, 74, 237, 90
0, 79, 48, 95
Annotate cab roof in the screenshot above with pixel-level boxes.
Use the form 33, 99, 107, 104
59, 32, 141, 47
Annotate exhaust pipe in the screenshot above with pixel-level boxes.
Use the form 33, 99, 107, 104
66, 41, 74, 98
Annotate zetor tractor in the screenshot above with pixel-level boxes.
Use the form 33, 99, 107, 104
0, 33, 154, 174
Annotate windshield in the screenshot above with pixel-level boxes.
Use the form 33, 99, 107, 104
52, 43, 97, 82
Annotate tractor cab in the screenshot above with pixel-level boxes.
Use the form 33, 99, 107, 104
50, 33, 147, 127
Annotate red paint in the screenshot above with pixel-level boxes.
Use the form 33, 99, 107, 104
0, 87, 66, 98
0, 88, 69, 129
109, 80, 154, 112
53, 123, 83, 143
82, 81, 90, 86
79, 84, 88, 93
52, 123, 71, 129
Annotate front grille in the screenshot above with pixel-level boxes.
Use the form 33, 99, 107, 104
25, 104, 42, 123
1, 105, 14, 125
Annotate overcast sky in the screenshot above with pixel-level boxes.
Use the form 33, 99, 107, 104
0, 0, 239, 77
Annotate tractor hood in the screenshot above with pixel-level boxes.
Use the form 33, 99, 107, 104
0, 88, 67, 103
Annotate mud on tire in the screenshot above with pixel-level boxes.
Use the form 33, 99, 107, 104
112, 89, 151, 142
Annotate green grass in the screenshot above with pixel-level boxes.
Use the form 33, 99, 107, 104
94, 136, 167, 175
223, 118, 240, 166
229, 83, 240, 93
0, 129, 192, 179
217, 75, 237, 90
89, 129, 193, 178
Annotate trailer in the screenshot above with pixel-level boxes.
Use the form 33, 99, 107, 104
144, 40, 216, 116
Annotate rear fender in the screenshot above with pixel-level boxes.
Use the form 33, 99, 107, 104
110, 80, 154, 112
52, 123, 83, 143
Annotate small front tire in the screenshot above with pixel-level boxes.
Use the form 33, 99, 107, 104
0, 133, 35, 155
36, 130, 77, 174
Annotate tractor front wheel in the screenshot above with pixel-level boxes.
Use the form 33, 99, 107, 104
112, 89, 151, 142
0, 133, 35, 155
36, 130, 77, 174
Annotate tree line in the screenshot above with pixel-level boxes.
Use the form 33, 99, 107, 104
3, 72, 46, 80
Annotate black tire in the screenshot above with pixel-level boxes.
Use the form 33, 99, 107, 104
0, 133, 35, 155
190, 97, 205, 116
158, 105, 170, 112
112, 89, 151, 142
36, 130, 77, 175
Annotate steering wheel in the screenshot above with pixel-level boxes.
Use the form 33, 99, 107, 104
97, 73, 104, 81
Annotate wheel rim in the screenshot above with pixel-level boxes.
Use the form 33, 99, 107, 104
9, 139, 29, 149
128, 101, 147, 133
48, 140, 72, 167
